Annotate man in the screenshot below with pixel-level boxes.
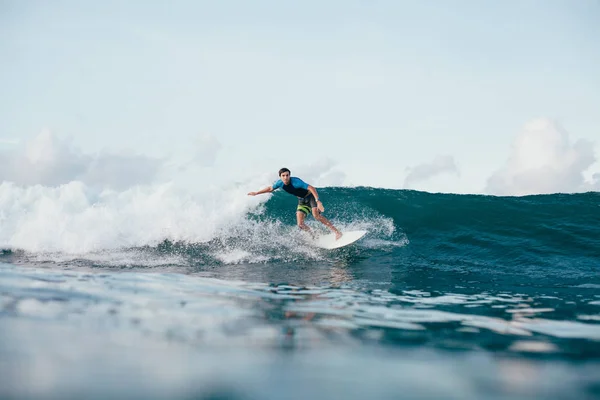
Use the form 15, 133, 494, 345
248, 168, 342, 240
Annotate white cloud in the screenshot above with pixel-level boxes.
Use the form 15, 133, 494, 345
0, 129, 163, 189
194, 133, 222, 167
294, 158, 348, 187
485, 119, 597, 196
175, 133, 223, 172
84, 152, 164, 190
404, 155, 459, 189
583, 173, 600, 192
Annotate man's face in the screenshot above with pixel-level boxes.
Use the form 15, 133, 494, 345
280, 171, 291, 185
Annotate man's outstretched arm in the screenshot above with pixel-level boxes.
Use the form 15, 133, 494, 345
248, 186, 274, 196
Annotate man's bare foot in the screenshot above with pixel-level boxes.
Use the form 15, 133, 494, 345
335, 231, 343, 240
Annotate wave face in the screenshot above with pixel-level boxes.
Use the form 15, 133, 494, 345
2, 183, 599, 266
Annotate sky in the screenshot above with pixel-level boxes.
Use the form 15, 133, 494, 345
1, 0, 600, 195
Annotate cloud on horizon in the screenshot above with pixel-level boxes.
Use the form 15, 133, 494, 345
403, 155, 459, 189
299, 158, 348, 187
585, 173, 600, 192
194, 133, 223, 167
485, 119, 598, 196
0, 129, 164, 190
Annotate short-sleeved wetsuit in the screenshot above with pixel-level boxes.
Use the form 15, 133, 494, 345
272, 177, 318, 216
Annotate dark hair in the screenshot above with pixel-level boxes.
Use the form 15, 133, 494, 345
278, 167, 290, 176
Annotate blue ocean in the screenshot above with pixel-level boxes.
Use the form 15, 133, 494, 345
1, 187, 599, 399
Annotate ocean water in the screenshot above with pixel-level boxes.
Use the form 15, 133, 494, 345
1, 185, 599, 399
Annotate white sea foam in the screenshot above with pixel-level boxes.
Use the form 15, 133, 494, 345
0, 180, 397, 263
0, 180, 262, 254
0, 131, 398, 259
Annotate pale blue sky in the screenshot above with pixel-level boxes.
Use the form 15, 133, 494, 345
1, 0, 599, 192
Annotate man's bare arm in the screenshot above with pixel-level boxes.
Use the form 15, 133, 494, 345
248, 186, 274, 196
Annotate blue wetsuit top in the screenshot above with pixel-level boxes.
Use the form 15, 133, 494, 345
272, 177, 310, 198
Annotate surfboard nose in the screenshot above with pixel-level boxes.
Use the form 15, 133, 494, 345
313, 230, 367, 249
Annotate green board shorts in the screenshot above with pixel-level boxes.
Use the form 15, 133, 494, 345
297, 194, 318, 216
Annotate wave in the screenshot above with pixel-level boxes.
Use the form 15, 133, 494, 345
1, 182, 599, 271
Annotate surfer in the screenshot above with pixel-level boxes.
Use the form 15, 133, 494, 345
248, 168, 343, 240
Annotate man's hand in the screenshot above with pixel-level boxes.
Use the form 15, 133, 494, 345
317, 200, 325, 213
248, 192, 257, 196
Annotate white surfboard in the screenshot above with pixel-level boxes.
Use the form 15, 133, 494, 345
312, 230, 367, 250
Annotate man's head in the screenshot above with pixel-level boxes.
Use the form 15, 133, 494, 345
278, 167, 291, 184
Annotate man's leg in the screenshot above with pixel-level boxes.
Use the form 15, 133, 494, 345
312, 208, 342, 240
297, 211, 311, 233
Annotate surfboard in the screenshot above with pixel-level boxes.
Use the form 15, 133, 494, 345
312, 230, 367, 250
